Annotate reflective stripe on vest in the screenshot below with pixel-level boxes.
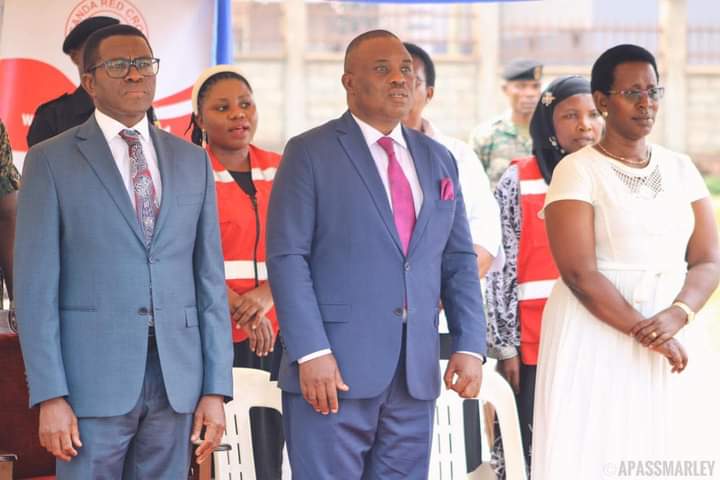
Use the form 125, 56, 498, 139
518, 178, 548, 195
224, 260, 268, 281
213, 167, 276, 183
517, 279, 556, 301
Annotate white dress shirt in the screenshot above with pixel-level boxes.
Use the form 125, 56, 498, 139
299, 115, 482, 364
421, 118, 501, 261
94, 109, 162, 208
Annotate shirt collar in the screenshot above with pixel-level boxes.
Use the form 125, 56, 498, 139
94, 109, 150, 144
351, 113, 407, 151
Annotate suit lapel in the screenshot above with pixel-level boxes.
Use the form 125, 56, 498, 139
149, 126, 173, 247
336, 112, 403, 255
404, 127, 434, 257
76, 117, 146, 246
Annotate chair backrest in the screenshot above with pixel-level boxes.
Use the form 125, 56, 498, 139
429, 361, 527, 480
429, 378, 468, 480
479, 368, 526, 480
213, 368, 283, 480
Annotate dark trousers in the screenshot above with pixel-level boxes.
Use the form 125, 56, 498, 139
56, 338, 193, 479
233, 340, 285, 480
282, 330, 434, 480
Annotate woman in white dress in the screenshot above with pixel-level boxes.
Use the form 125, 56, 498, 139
531, 44, 720, 478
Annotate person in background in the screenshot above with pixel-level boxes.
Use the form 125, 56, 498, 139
485, 75, 604, 478
532, 44, 720, 478
188, 64, 284, 480
27, 16, 120, 147
0, 120, 20, 304
402, 42, 501, 278
468, 59, 543, 187
401, 41, 501, 474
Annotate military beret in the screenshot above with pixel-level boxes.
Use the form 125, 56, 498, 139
503, 59, 543, 81
62, 16, 120, 54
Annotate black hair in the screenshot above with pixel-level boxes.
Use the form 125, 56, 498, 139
591, 44, 659, 94
403, 42, 436, 88
83, 24, 152, 73
186, 71, 253, 146
344, 30, 399, 72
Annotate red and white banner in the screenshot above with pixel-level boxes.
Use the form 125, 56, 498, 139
0, 0, 216, 170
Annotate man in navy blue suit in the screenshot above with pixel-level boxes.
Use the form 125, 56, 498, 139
267, 30, 487, 479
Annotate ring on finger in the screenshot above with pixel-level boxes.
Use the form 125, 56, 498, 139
650, 331, 658, 339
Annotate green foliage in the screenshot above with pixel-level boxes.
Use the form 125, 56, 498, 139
706, 176, 720, 196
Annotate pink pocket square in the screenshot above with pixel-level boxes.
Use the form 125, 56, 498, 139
440, 178, 454, 200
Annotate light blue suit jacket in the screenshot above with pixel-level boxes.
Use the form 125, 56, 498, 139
14, 116, 233, 417
267, 112, 486, 401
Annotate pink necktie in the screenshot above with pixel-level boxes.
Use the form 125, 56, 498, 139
377, 136, 415, 255
119, 129, 159, 248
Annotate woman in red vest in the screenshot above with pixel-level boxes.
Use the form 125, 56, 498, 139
189, 65, 283, 479
485, 76, 603, 478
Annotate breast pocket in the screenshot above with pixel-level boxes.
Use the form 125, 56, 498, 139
432, 200, 456, 236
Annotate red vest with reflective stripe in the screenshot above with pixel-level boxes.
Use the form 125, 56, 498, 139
514, 156, 559, 365
210, 145, 281, 343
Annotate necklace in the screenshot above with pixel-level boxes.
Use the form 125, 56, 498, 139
596, 143, 650, 166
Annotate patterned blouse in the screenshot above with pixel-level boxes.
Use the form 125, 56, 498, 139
0, 121, 21, 196
485, 164, 522, 359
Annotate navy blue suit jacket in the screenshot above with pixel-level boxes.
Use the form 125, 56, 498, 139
267, 111, 486, 401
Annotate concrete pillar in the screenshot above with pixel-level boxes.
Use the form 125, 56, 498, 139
472, 3, 501, 127
283, 0, 306, 139
659, 0, 687, 152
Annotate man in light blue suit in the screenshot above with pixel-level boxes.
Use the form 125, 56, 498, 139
13, 25, 233, 479
267, 30, 487, 479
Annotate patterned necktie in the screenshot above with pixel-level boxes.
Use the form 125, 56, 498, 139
377, 136, 416, 255
119, 129, 159, 248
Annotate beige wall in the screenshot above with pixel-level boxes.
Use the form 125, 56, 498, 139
687, 70, 720, 156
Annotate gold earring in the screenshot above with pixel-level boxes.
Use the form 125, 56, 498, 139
201, 129, 208, 148
602, 111, 608, 118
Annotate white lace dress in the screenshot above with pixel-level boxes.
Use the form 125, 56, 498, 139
530, 144, 712, 479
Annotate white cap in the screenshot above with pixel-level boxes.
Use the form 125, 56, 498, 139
191, 64, 247, 115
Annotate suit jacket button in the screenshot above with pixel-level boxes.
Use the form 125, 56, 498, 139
404, 262, 410, 271
138, 307, 149, 315
393, 307, 403, 317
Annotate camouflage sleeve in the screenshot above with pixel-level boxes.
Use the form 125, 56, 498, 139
0, 121, 21, 196
468, 124, 493, 172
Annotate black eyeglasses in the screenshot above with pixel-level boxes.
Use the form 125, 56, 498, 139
87, 57, 160, 78
608, 86, 665, 102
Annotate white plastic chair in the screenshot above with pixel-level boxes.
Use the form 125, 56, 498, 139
429, 361, 527, 480
213, 367, 288, 480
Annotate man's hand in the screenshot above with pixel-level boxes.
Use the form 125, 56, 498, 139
298, 353, 349, 415
474, 245, 494, 278
630, 306, 687, 348
191, 395, 226, 464
38, 397, 82, 462
444, 352, 484, 398
496, 355, 520, 394
242, 316, 276, 357
229, 283, 274, 329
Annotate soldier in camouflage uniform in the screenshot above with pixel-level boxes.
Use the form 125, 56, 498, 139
1, 120, 20, 301
469, 60, 543, 187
